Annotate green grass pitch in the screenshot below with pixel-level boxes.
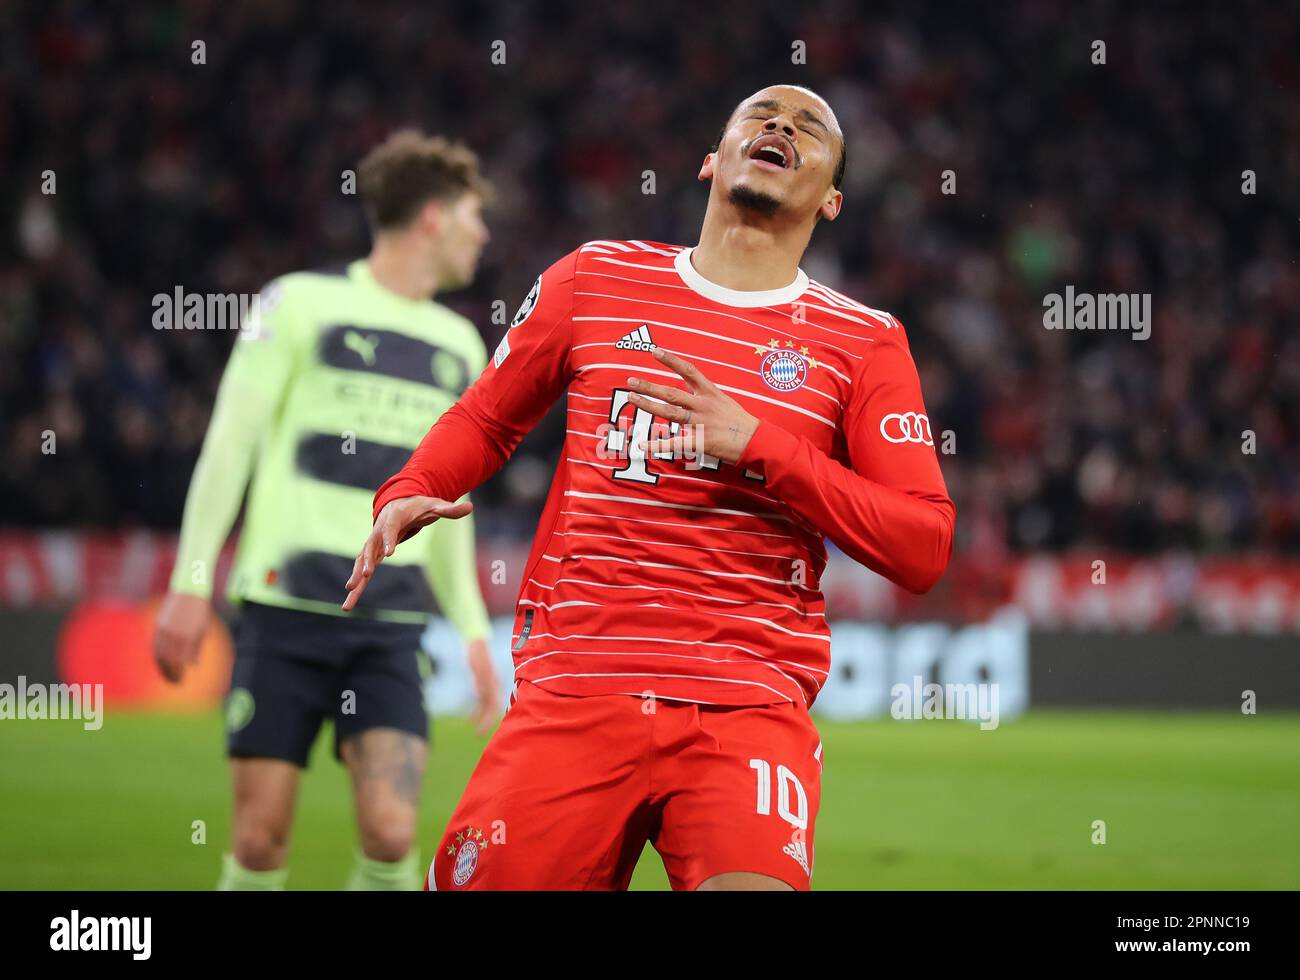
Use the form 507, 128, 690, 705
1, 710, 1296, 889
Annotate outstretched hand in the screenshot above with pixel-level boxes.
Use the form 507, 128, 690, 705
342, 496, 473, 611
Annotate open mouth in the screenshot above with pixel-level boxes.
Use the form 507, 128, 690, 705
747, 134, 795, 170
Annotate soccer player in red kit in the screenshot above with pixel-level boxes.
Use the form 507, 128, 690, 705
343, 84, 955, 890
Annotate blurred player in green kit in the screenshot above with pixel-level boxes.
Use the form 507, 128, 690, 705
153, 131, 501, 890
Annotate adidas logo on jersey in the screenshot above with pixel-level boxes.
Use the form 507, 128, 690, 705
615, 325, 656, 351
783, 838, 810, 876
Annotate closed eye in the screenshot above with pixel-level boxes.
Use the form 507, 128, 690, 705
748, 113, 824, 141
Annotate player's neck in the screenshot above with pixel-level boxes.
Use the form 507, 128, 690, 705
367, 236, 439, 302
690, 209, 812, 293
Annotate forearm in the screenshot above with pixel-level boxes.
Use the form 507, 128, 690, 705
738, 420, 955, 594
170, 393, 265, 597
171, 282, 299, 598
374, 248, 578, 524
373, 400, 514, 518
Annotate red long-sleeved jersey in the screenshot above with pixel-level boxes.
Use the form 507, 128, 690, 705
375, 240, 954, 707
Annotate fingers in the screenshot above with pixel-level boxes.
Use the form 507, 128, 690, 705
344, 532, 377, 590
627, 376, 695, 408
652, 348, 713, 392
153, 619, 194, 683
370, 502, 400, 558
341, 579, 368, 612
472, 692, 500, 734
343, 497, 472, 611
155, 642, 182, 684
466, 642, 500, 734
181, 636, 203, 665
424, 499, 473, 521
344, 550, 364, 593
404, 497, 473, 533
343, 543, 380, 609
627, 375, 697, 426
342, 560, 365, 610
640, 433, 688, 458
627, 390, 693, 424
342, 527, 385, 610
155, 635, 198, 684
472, 678, 501, 734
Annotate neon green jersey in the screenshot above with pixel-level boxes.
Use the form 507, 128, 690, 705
170, 259, 490, 637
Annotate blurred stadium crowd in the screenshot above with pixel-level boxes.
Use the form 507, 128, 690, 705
2, 1, 1297, 556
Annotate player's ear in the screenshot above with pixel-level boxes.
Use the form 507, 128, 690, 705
819, 188, 843, 223
697, 152, 716, 183
417, 198, 443, 236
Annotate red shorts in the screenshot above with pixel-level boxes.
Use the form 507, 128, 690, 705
428, 679, 823, 891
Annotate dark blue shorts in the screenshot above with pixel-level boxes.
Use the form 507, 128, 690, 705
225, 602, 428, 768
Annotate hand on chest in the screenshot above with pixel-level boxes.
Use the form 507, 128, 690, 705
568, 317, 852, 487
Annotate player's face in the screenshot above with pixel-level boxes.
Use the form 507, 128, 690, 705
435, 192, 489, 289
701, 86, 843, 223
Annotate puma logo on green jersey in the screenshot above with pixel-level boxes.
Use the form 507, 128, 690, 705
344, 330, 380, 366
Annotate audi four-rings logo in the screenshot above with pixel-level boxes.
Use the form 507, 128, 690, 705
880, 412, 933, 445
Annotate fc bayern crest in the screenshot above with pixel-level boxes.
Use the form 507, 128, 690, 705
451, 838, 479, 886
447, 826, 490, 887
760, 347, 809, 392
